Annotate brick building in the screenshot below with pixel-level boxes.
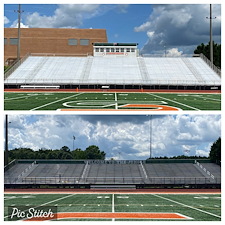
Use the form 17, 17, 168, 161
4, 28, 108, 64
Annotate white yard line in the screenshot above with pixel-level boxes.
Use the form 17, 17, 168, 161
192, 95, 221, 102
30, 93, 84, 111
114, 93, 118, 110
4, 193, 76, 220
147, 93, 201, 110
112, 194, 115, 221
152, 194, 221, 219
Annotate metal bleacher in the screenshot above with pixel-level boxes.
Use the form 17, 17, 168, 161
4, 55, 221, 87
4, 160, 221, 188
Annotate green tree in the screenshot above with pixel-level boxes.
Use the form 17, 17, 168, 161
194, 42, 221, 68
85, 145, 106, 159
209, 137, 221, 165
71, 148, 86, 159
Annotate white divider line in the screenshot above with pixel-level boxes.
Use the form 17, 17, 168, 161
146, 93, 201, 111
152, 194, 221, 219
30, 93, 84, 111
4, 193, 76, 219
114, 93, 118, 110
112, 194, 115, 221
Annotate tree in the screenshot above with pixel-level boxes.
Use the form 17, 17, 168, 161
194, 42, 221, 68
85, 145, 106, 159
60, 146, 70, 152
209, 137, 221, 165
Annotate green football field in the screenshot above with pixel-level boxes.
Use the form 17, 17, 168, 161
4, 193, 221, 221
4, 92, 221, 111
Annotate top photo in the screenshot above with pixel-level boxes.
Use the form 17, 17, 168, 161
4, 4, 221, 111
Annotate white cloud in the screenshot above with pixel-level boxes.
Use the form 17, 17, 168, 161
135, 4, 221, 54
166, 48, 183, 56
4, 16, 10, 24
24, 4, 105, 28
10, 21, 29, 28
7, 115, 220, 160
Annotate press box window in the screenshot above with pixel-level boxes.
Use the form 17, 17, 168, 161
68, 39, 78, 46
10, 38, 18, 45
4, 38, 7, 45
80, 39, 89, 46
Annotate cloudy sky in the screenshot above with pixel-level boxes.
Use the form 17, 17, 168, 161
6, 114, 221, 160
4, 2, 221, 55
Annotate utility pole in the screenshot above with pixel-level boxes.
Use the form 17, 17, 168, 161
206, 4, 216, 64
15, 4, 23, 61
5, 115, 9, 165
149, 115, 152, 159
73, 136, 75, 150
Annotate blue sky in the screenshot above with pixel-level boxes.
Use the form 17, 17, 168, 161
4, 3, 221, 55
6, 114, 221, 160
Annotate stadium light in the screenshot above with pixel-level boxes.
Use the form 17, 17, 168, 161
148, 115, 152, 159
5, 115, 11, 165
73, 135, 75, 150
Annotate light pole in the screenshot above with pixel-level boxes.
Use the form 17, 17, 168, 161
206, 4, 216, 64
73, 136, 75, 150
5, 115, 8, 165
148, 115, 152, 159
15, 4, 23, 61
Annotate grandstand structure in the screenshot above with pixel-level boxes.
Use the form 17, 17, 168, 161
4, 43, 221, 90
4, 159, 221, 189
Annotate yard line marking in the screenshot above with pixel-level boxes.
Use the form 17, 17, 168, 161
152, 194, 221, 219
4, 193, 76, 220
112, 194, 115, 221
193, 95, 221, 102
30, 93, 84, 110
146, 93, 201, 110
114, 93, 118, 109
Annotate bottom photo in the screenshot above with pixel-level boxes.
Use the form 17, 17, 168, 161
4, 114, 221, 221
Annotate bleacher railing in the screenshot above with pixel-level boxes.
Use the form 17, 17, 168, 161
4, 78, 221, 86
4, 176, 221, 185
4, 53, 30, 80
199, 53, 221, 76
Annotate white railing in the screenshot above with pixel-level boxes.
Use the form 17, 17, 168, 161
4, 53, 30, 80
199, 53, 221, 76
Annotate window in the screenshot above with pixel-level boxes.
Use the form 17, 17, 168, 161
121, 48, 124, 52
4, 38, 7, 45
10, 38, 18, 45
106, 48, 110, 52
68, 39, 78, 45
95, 48, 99, 52
100, 48, 104, 52
111, 48, 115, 52
116, 48, 119, 52
126, 48, 130, 52
80, 39, 89, 46
131, 48, 135, 52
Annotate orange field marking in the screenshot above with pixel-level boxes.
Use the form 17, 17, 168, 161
59, 104, 180, 111
26, 212, 190, 221
120, 104, 180, 110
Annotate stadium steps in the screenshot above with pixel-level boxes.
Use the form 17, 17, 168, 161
80, 56, 93, 82
181, 58, 204, 83
24, 57, 49, 82
137, 57, 149, 81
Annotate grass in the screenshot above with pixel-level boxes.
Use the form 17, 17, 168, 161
4, 92, 221, 111
4, 193, 221, 221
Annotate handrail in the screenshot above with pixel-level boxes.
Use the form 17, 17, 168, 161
199, 53, 221, 76
4, 53, 30, 80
